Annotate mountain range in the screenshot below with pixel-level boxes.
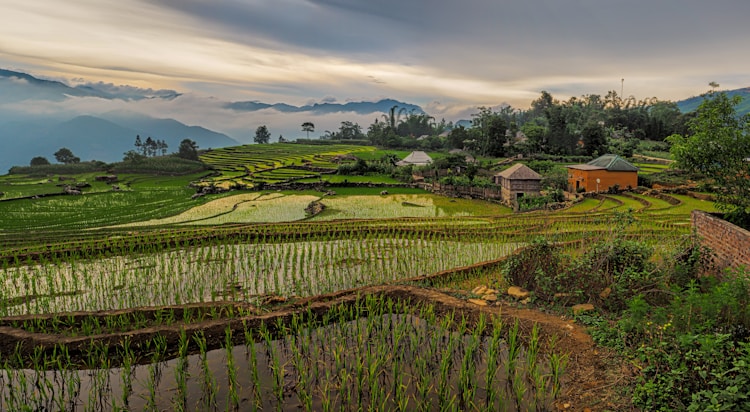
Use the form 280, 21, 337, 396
0, 69, 423, 173
225, 99, 423, 115
1, 68, 748, 174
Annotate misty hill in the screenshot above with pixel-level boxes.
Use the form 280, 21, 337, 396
676, 87, 750, 115
0, 114, 238, 173
0, 69, 180, 103
226, 98, 423, 115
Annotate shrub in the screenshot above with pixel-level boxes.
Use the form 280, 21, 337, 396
502, 238, 568, 300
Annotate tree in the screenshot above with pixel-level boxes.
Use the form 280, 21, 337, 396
580, 121, 607, 156
177, 139, 199, 161
134, 135, 143, 154
30, 156, 50, 166
337, 121, 364, 139
144, 136, 156, 157
383, 105, 407, 130
471, 107, 508, 157
54, 148, 80, 164
255, 125, 271, 144
301, 122, 315, 138
157, 139, 168, 156
123, 150, 146, 164
667, 87, 750, 221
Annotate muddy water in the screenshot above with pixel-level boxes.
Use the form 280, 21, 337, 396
0, 314, 557, 411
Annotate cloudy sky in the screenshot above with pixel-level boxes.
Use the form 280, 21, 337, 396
1, 0, 749, 122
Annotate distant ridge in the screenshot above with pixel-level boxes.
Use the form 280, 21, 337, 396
226, 98, 424, 115
0, 68, 181, 102
0, 113, 238, 172
676, 87, 750, 115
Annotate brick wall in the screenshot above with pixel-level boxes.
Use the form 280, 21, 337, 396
692, 210, 750, 271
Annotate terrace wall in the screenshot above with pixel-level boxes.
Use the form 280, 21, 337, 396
692, 210, 750, 271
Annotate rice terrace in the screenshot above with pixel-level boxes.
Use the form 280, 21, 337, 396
0, 141, 743, 412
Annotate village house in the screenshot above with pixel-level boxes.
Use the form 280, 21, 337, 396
566, 154, 638, 193
493, 163, 542, 203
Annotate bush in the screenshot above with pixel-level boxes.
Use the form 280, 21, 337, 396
8, 161, 107, 176
624, 274, 750, 411
110, 156, 207, 175
502, 238, 568, 300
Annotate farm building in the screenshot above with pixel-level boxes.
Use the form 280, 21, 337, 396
566, 154, 638, 193
396, 151, 433, 166
493, 163, 542, 203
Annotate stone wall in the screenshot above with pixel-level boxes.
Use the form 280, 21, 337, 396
692, 210, 750, 271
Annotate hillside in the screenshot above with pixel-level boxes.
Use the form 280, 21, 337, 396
0, 114, 238, 172
676, 87, 750, 115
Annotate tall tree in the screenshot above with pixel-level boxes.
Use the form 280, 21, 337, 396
156, 139, 168, 156
382, 105, 407, 130
144, 136, 156, 157
54, 148, 80, 164
134, 135, 143, 154
580, 121, 607, 156
301, 122, 315, 138
254, 125, 271, 144
471, 107, 508, 157
667, 87, 750, 220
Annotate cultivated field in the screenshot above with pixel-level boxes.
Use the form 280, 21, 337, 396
0, 144, 720, 411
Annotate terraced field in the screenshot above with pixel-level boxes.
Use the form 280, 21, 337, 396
0, 144, 723, 411
197, 144, 377, 188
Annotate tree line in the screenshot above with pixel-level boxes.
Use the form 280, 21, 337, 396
250, 90, 691, 159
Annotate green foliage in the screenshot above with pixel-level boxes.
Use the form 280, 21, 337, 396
29, 156, 50, 166
502, 238, 567, 299
540, 166, 568, 191
301, 121, 315, 138
623, 274, 750, 411
53, 147, 80, 164
254, 125, 271, 144
110, 155, 207, 175
336, 158, 394, 176
122, 150, 146, 164
8, 161, 106, 176
177, 139, 200, 161
667, 89, 750, 219
517, 192, 562, 211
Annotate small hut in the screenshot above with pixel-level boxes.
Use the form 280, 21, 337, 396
493, 163, 542, 203
396, 151, 433, 166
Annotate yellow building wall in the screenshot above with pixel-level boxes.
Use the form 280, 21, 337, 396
568, 169, 637, 192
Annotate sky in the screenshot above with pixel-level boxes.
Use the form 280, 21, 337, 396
1, 0, 750, 133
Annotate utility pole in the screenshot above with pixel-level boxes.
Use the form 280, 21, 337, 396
621, 78, 624, 97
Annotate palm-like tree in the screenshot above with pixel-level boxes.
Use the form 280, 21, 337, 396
382, 105, 407, 130
301, 122, 315, 138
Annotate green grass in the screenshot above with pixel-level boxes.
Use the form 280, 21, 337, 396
0, 173, 211, 232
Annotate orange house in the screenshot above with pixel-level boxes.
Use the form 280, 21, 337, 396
567, 154, 638, 193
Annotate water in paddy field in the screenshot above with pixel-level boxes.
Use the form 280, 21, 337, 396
0, 239, 521, 316
0, 314, 560, 411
